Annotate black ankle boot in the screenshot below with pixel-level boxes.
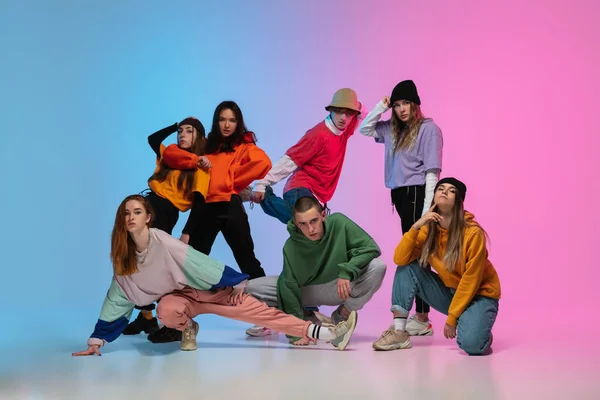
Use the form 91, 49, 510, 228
147, 326, 183, 343
123, 313, 160, 335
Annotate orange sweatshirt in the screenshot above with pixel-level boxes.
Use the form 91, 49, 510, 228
148, 144, 210, 211
205, 134, 271, 203
393, 212, 501, 327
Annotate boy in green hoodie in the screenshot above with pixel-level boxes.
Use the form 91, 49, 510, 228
245, 196, 386, 343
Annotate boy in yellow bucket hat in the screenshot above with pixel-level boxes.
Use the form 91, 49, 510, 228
250, 88, 366, 224
247, 88, 366, 337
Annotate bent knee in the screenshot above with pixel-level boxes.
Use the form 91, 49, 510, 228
156, 296, 186, 317
458, 335, 490, 356
368, 258, 387, 277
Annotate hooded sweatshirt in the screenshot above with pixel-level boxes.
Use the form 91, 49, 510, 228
277, 213, 381, 320
205, 132, 272, 203
148, 143, 210, 211
394, 212, 501, 327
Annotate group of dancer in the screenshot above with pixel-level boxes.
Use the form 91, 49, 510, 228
73, 80, 501, 358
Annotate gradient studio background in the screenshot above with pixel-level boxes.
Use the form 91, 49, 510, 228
0, 0, 597, 348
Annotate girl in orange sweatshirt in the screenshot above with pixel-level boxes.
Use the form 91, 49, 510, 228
372, 177, 501, 355
189, 101, 272, 280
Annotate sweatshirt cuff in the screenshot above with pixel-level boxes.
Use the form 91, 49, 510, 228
253, 182, 266, 192
87, 337, 105, 347
338, 270, 352, 281
235, 279, 249, 290
375, 100, 390, 112
446, 315, 458, 327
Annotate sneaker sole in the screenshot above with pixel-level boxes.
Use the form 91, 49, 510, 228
407, 328, 434, 336
372, 339, 412, 351
335, 311, 358, 351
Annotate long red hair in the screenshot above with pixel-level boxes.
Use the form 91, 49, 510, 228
110, 195, 154, 276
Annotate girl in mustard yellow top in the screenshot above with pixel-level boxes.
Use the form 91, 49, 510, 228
372, 177, 501, 355
123, 116, 211, 344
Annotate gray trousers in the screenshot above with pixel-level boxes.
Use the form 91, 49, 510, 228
245, 258, 387, 311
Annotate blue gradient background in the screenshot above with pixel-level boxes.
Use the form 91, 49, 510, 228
1, 0, 598, 351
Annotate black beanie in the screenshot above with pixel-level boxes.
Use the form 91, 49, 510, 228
178, 117, 206, 138
435, 177, 467, 201
390, 80, 421, 105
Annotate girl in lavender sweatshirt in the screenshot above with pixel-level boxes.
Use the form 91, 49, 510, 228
359, 80, 444, 337
72, 195, 357, 355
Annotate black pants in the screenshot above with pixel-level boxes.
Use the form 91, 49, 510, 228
391, 185, 431, 314
189, 195, 266, 279
146, 191, 179, 234
135, 191, 180, 312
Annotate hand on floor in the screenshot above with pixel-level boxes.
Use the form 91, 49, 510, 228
292, 337, 317, 346
72, 345, 101, 357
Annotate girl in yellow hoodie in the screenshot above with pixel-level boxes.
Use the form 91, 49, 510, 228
372, 177, 501, 355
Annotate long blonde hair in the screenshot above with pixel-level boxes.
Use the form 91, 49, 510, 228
391, 102, 425, 153
418, 196, 489, 272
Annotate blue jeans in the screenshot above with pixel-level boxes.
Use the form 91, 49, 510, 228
391, 261, 499, 355
260, 186, 315, 224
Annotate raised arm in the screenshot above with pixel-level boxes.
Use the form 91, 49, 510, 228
359, 98, 391, 140
148, 123, 179, 158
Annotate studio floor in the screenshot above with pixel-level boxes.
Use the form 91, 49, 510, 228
1, 313, 598, 400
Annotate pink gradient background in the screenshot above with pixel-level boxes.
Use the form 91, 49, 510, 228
326, 0, 600, 336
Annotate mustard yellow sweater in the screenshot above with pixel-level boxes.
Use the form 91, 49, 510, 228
394, 212, 501, 326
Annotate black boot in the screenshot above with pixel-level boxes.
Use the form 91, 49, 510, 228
123, 312, 160, 335
147, 326, 183, 343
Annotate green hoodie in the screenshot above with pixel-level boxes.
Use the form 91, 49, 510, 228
277, 212, 381, 321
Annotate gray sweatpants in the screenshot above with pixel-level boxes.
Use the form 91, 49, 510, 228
245, 258, 387, 311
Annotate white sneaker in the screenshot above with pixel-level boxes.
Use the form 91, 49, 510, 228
329, 310, 358, 351
245, 325, 277, 337
405, 315, 434, 336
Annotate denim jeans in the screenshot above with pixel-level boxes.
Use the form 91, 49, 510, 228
391, 261, 499, 355
260, 186, 315, 224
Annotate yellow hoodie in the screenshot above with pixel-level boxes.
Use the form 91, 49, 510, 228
394, 212, 501, 327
